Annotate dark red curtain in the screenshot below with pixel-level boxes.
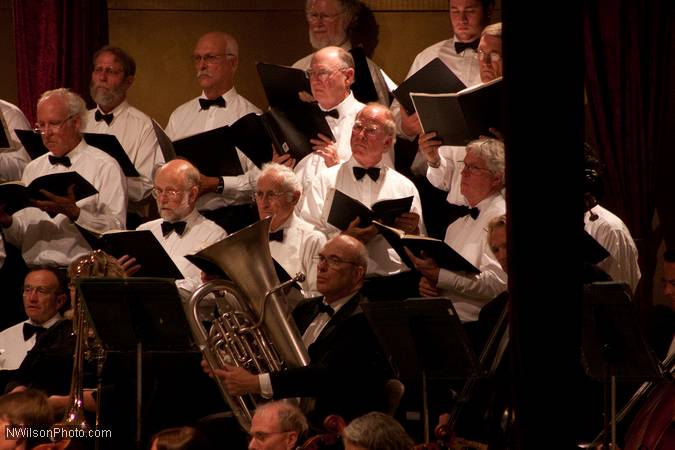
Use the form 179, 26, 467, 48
12, 0, 109, 124
584, 0, 674, 316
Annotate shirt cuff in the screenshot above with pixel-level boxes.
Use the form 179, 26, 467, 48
259, 373, 273, 399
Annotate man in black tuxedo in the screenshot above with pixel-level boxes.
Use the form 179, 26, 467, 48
207, 234, 394, 427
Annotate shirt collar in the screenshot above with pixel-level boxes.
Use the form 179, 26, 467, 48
320, 91, 355, 116
198, 87, 238, 110
49, 138, 87, 164
324, 292, 355, 315
28, 312, 63, 329
96, 99, 129, 117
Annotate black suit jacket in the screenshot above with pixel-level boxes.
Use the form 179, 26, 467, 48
270, 292, 394, 424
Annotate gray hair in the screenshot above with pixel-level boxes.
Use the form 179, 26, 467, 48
93, 45, 136, 76
482, 21, 502, 38
259, 162, 302, 195
487, 214, 507, 237
363, 102, 396, 151
306, 0, 359, 22
254, 401, 309, 437
342, 411, 414, 450
336, 46, 355, 69
466, 137, 505, 185
155, 159, 201, 189
38, 88, 86, 119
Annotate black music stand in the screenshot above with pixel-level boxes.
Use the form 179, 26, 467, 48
362, 297, 479, 442
581, 282, 664, 449
77, 277, 197, 449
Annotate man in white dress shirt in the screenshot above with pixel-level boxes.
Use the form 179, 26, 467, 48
301, 103, 424, 300
0, 88, 127, 268
166, 31, 260, 233
0, 267, 66, 371
137, 159, 228, 283
293, 0, 397, 108
288, 46, 369, 193
407, 138, 507, 322
0, 99, 31, 181
255, 163, 325, 298
395, 0, 495, 139
83, 46, 165, 227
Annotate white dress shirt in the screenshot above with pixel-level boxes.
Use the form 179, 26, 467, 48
437, 193, 507, 323
0, 99, 32, 181
426, 145, 468, 206
393, 36, 482, 139
136, 208, 228, 281
83, 100, 165, 209
293, 92, 368, 195
584, 204, 641, 294
165, 87, 262, 209
0, 313, 62, 370
293, 44, 398, 109
301, 157, 425, 276
270, 214, 326, 298
3, 140, 128, 266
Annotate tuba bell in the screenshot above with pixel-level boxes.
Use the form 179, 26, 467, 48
186, 217, 310, 431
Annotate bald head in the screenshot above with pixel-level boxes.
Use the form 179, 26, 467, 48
193, 31, 239, 98
308, 46, 354, 109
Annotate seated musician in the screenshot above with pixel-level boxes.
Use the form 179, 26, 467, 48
149, 426, 213, 450
0, 389, 54, 449
203, 234, 395, 428
247, 401, 308, 450
342, 411, 414, 450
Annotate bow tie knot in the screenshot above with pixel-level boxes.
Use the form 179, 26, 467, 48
94, 110, 114, 125
454, 39, 480, 54
23, 323, 46, 341
317, 302, 334, 317
269, 229, 284, 243
321, 109, 339, 119
353, 166, 380, 182
199, 97, 226, 110
456, 204, 480, 220
161, 221, 187, 237
48, 155, 72, 167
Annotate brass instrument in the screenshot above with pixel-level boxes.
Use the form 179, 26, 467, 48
186, 218, 310, 431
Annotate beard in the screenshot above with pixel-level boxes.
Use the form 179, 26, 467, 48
309, 29, 347, 50
90, 83, 126, 109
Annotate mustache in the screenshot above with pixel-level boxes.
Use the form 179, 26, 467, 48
197, 70, 212, 79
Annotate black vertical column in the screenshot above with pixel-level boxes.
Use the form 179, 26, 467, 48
503, 2, 585, 449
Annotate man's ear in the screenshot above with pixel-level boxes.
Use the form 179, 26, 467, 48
285, 430, 298, 450
344, 67, 355, 87
56, 292, 68, 310
124, 75, 135, 88
289, 190, 301, 206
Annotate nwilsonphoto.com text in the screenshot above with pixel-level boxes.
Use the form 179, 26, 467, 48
5, 426, 112, 440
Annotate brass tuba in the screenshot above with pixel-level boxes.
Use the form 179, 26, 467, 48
186, 218, 310, 431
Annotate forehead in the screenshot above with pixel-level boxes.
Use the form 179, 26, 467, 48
450, 0, 483, 9
464, 149, 487, 165
257, 171, 284, 189
489, 225, 506, 244
37, 96, 68, 119
311, 50, 341, 68
94, 52, 121, 67
356, 106, 386, 125
308, 0, 341, 12
25, 269, 59, 287
194, 35, 228, 54
479, 35, 502, 52
664, 262, 675, 278
322, 238, 354, 258
251, 407, 279, 429
155, 166, 186, 187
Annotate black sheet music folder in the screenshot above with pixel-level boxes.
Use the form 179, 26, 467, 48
362, 297, 479, 382
77, 277, 196, 353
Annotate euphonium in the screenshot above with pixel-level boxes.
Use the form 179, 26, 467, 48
186, 218, 310, 431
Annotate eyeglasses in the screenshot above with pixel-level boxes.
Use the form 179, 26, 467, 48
305, 67, 346, 82
92, 66, 124, 76
247, 430, 290, 442
151, 187, 190, 199
254, 190, 290, 201
32, 114, 77, 135
477, 50, 502, 63
191, 53, 234, 64
305, 11, 344, 23
313, 254, 360, 269
459, 160, 492, 175
23, 285, 58, 296
352, 120, 382, 137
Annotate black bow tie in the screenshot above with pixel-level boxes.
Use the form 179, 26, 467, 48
199, 97, 226, 110
23, 323, 46, 341
161, 221, 187, 237
455, 39, 480, 54
353, 166, 380, 182
453, 204, 480, 220
321, 109, 339, 119
269, 229, 284, 243
317, 302, 334, 317
48, 155, 72, 167
94, 110, 114, 125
